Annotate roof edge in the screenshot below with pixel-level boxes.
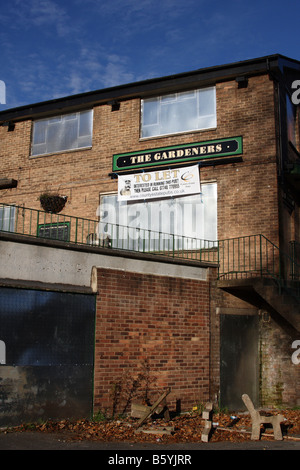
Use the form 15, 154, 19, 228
0, 53, 299, 123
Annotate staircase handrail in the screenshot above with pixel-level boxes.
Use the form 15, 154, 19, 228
218, 233, 300, 281
218, 234, 300, 300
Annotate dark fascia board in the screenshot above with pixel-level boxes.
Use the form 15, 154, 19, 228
0, 54, 298, 124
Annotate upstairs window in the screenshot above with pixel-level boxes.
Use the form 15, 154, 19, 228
31, 110, 93, 156
141, 87, 216, 138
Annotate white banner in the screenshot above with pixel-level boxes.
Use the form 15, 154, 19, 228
118, 165, 200, 201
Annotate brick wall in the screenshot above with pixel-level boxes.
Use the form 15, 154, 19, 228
94, 267, 211, 416
0, 74, 282, 245
1, 71, 299, 409
260, 315, 300, 407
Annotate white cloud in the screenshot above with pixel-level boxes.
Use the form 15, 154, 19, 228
102, 61, 134, 88
12, 0, 77, 38
5, 0, 290, 110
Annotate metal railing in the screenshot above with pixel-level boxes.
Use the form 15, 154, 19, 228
0, 203, 218, 264
290, 240, 300, 280
1, 203, 299, 293
218, 234, 279, 279
218, 234, 300, 280
218, 234, 300, 301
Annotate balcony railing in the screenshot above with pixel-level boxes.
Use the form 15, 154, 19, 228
218, 234, 300, 302
0, 203, 218, 264
218, 234, 300, 282
1, 204, 299, 295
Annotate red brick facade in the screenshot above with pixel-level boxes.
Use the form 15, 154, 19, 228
0, 74, 290, 248
0, 76, 282, 245
94, 268, 211, 415
1, 55, 299, 412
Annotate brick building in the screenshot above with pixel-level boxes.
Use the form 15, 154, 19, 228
0, 54, 299, 424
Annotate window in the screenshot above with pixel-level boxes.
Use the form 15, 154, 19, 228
0, 205, 15, 232
37, 222, 70, 242
141, 87, 216, 138
31, 110, 93, 156
99, 183, 217, 251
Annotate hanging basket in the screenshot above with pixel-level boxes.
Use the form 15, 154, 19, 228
39, 193, 67, 214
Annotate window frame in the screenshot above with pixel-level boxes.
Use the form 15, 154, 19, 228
31, 109, 93, 157
140, 86, 217, 139
98, 182, 218, 251
0, 204, 16, 232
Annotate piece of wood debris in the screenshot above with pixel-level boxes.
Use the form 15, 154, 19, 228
135, 388, 171, 428
201, 402, 213, 443
135, 426, 175, 435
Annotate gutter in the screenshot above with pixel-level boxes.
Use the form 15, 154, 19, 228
0, 54, 284, 124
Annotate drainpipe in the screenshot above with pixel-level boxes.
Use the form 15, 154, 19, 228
267, 58, 285, 279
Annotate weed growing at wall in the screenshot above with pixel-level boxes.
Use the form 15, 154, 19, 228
110, 359, 158, 417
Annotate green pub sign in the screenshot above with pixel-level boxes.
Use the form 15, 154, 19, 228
112, 136, 243, 172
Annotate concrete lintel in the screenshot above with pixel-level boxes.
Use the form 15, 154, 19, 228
216, 307, 258, 315
0, 278, 94, 295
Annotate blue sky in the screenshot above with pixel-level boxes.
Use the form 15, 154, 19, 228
0, 0, 299, 110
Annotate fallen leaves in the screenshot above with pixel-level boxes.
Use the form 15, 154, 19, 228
6, 408, 300, 444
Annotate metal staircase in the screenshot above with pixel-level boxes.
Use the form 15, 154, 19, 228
217, 235, 300, 334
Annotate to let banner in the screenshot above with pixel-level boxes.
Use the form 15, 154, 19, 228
118, 165, 200, 201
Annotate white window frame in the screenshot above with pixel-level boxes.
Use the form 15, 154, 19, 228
31, 109, 93, 157
141, 87, 216, 139
98, 183, 217, 251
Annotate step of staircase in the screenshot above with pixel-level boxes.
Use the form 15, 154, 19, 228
217, 277, 300, 333
254, 279, 300, 332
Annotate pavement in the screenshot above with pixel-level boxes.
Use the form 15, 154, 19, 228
0, 430, 299, 451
